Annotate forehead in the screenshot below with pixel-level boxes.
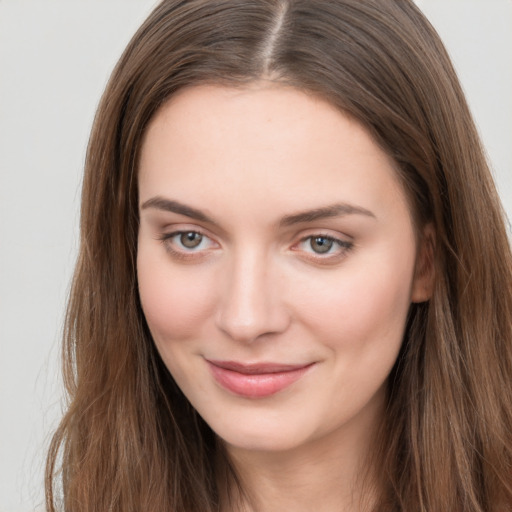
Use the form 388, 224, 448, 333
138, 83, 409, 225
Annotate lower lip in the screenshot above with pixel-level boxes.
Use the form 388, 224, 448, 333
207, 362, 314, 399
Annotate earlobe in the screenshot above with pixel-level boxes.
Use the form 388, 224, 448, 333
411, 223, 436, 303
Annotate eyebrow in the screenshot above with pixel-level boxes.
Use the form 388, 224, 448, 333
141, 197, 214, 223
279, 203, 376, 226
140, 196, 375, 226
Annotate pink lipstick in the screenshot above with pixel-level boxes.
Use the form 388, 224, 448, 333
207, 360, 314, 398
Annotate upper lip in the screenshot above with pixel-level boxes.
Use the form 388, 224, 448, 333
206, 360, 314, 375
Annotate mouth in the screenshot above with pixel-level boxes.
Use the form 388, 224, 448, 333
206, 359, 315, 399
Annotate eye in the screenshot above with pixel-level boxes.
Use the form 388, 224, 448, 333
159, 230, 217, 257
294, 234, 353, 261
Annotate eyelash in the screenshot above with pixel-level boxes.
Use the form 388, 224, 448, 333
158, 230, 353, 263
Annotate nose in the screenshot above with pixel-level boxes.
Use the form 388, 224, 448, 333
215, 249, 291, 343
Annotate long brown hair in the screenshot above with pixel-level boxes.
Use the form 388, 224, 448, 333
46, 1, 512, 510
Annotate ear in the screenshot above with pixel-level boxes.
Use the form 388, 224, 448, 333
411, 223, 436, 303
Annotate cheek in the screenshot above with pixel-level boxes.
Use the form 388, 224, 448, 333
137, 248, 217, 343
293, 245, 415, 355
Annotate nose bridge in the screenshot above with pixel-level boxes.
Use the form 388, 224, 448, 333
215, 243, 288, 342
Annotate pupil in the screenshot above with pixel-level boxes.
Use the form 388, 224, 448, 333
180, 232, 202, 248
311, 236, 333, 254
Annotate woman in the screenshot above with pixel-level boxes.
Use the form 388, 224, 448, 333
46, 1, 512, 511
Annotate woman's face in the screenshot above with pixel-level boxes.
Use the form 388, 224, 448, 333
137, 84, 430, 453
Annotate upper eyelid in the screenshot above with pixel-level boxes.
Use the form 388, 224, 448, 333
161, 228, 207, 238
299, 233, 350, 242
143, 207, 230, 239
296, 229, 353, 244
161, 229, 216, 245
295, 235, 353, 250
159, 225, 217, 241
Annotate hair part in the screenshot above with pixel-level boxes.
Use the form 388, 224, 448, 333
46, 1, 512, 511
259, 0, 288, 75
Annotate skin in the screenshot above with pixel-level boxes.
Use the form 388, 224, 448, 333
137, 83, 432, 511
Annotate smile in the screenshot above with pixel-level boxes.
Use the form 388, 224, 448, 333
206, 360, 315, 399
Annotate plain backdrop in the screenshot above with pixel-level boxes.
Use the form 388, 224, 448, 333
0, 1, 511, 511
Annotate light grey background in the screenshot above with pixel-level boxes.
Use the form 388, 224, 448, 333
0, 1, 510, 511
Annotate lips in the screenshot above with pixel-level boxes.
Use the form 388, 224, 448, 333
206, 360, 314, 398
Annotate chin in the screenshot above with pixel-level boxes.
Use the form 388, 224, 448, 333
218, 424, 311, 454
